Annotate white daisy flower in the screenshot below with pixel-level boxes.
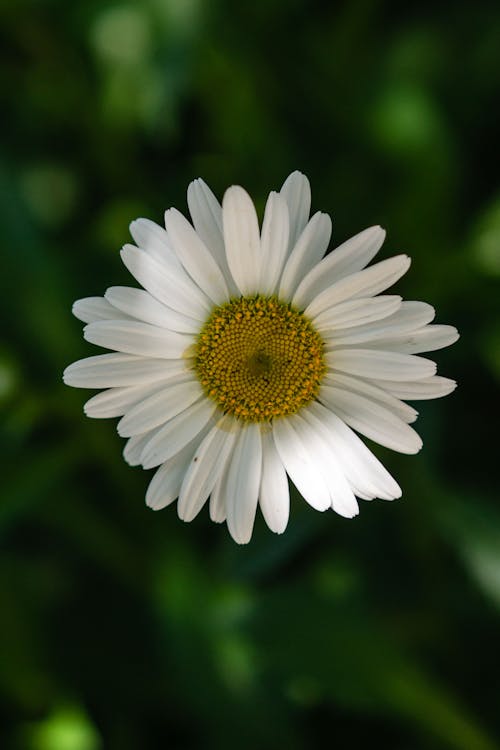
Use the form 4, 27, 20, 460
64, 171, 459, 543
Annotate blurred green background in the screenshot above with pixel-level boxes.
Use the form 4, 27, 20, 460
1, 0, 500, 748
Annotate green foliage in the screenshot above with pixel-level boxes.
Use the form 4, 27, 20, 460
1, 0, 499, 748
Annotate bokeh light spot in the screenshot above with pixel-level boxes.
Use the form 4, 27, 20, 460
27, 706, 101, 750
371, 85, 443, 156
471, 196, 500, 276
91, 5, 152, 66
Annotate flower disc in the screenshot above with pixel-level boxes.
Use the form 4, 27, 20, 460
194, 295, 326, 421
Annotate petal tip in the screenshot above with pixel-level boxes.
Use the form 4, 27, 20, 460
145, 498, 162, 511
116, 422, 129, 438
232, 533, 251, 545
413, 436, 424, 454
142, 456, 158, 471
222, 184, 247, 204
284, 169, 308, 184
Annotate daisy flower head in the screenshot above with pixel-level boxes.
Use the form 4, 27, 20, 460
64, 171, 459, 544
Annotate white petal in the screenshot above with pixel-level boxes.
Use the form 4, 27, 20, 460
141, 398, 216, 469
129, 218, 177, 267
84, 320, 193, 359
209, 448, 234, 524
364, 325, 459, 354
117, 376, 202, 437
222, 185, 262, 295
290, 412, 359, 517
104, 286, 199, 333
272, 417, 331, 511
259, 430, 290, 534
145, 438, 200, 510
120, 244, 210, 321
312, 295, 402, 332
259, 191, 290, 295
306, 401, 401, 500
164, 207, 229, 304
326, 348, 436, 381
305, 255, 411, 319
123, 429, 159, 467
63, 354, 186, 389
83, 381, 163, 418
224, 424, 262, 545
318, 385, 423, 454
177, 417, 238, 522
187, 179, 224, 258
279, 212, 332, 300
280, 171, 311, 252
187, 178, 240, 296
323, 371, 418, 423
292, 226, 386, 309
323, 300, 436, 346
376, 376, 457, 401
72, 297, 131, 324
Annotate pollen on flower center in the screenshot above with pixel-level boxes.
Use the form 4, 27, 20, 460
194, 295, 326, 422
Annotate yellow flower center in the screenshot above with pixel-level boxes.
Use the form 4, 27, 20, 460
194, 295, 326, 422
